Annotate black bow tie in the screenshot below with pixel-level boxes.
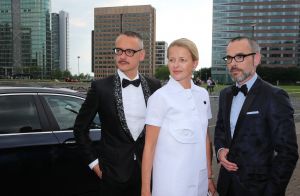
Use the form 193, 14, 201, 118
122, 78, 141, 88
232, 84, 248, 96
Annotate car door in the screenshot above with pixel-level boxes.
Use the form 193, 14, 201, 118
0, 93, 59, 195
40, 93, 101, 196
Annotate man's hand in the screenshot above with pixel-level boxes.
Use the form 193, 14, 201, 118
92, 164, 102, 179
218, 148, 238, 171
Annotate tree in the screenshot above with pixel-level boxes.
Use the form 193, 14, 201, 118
51, 69, 62, 79
62, 70, 72, 78
155, 66, 169, 80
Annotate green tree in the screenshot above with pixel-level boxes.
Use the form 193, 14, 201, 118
51, 69, 62, 80
155, 66, 169, 80
62, 70, 72, 78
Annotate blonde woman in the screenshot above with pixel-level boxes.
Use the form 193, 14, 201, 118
141, 38, 216, 196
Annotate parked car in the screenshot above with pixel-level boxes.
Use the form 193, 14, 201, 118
0, 87, 101, 196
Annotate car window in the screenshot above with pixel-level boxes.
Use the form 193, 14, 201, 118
0, 95, 42, 134
43, 95, 100, 130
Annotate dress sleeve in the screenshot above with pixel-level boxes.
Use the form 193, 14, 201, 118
145, 91, 167, 127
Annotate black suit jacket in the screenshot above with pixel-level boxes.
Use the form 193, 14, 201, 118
214, 77, 298, 196
74, 73, 161, 183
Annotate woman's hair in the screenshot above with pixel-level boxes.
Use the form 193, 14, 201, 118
167, 38, 199, 61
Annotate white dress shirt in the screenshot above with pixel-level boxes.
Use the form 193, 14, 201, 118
118, 69, 146, 140
230, 73, 257, 137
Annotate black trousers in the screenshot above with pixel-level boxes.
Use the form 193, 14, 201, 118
100, 162, 141, 196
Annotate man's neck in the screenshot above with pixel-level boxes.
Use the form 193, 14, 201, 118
118, 69, 139, 80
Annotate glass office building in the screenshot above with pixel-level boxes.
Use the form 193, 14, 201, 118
52, 11, 69, 72
212, 0, 300, 83
0, 0, 51, 78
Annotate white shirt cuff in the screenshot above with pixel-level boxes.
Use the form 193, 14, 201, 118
217, 148, 225, 161
89, 159, 99, 169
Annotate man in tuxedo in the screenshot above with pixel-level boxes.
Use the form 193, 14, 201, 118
214, 36, 298, 196
74, 31, 161, 196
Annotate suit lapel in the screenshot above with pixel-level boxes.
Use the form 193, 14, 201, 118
231, 78, 262, 144
113, 73, 134, 142
225, 88, 234, 145
138, 74, 151, 139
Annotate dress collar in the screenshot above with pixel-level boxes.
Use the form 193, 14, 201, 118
167, 76, 198, 93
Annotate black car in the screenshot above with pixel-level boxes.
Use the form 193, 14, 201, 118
0, 87, 101, 196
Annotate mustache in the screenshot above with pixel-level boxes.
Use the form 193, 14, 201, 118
230, 67, 241, 72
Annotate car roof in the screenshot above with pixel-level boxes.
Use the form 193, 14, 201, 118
0, 86, 86, 97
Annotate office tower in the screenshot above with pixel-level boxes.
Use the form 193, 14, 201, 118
212, 0, 300, 83
0, 0, 51, 78
94, 5, 156, 79
59, 10, 69, 71
155, 41, 168, 67
51, 13, 60, 70
51, 10, 69, 72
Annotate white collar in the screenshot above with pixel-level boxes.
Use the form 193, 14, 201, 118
117, 69, 139, 81
167, 77, 198, 93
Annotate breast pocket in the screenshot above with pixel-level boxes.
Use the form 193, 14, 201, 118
168, 121, 202, 144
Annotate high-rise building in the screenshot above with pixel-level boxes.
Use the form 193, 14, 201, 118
212, 0, 300, 83
93, 5, 156, 79
51, 10, 69, 72
51, 13, 60, 70
0, 0, 51, 78
59, 11, 69, 71
155, 41, 168, 67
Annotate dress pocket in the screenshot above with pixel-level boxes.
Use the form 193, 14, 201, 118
168, 122, 201, 143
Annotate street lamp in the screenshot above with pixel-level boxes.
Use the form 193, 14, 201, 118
251, 24, 256, 38
77, 56, 80, 75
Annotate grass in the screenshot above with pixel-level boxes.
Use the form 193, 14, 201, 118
199, 84, 300, 96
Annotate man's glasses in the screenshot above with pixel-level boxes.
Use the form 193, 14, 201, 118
113, 48, 142, 57
223, 53, 256, 64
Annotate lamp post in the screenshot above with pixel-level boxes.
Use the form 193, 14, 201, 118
251, 24, 256, 38
77, 56, 80, 75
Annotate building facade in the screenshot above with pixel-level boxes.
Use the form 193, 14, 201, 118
51, 10, 69, 72
155, 41, 168, 67
212, 0, 300, 83
93, 5, 156, 79
0, 0, 51, 78
58, 10, 69, 71
51, 13, 59, 70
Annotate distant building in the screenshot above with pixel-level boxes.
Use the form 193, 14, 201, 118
155, 41, 168, 67
212, 0, 300, 83
51, 10, 69, 72
93, 5, 156, 79
0, 0, 51, 78
51, 13, 60, 70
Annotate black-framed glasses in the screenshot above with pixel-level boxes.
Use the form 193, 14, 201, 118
113, 48, 142, 57
223, 53, 256, 64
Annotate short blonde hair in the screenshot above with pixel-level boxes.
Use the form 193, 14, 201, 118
167, 38, 199, 61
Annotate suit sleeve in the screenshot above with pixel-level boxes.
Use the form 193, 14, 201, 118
264, 89, 299, 195
73, 81, 100, 165
214, 90, 227, 162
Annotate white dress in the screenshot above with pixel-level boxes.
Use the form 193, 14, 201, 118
145, 77, 212, 196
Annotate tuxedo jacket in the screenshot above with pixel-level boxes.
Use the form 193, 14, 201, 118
74, 73, 161, 183
214, 77, 298, 196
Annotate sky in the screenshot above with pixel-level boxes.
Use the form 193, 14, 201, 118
51, 0, 212, 75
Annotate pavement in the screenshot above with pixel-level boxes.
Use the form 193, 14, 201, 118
210, 122, 300, 196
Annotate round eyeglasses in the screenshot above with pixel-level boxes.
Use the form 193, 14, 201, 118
223, 53, 256, 64
113, 48, 142, 57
